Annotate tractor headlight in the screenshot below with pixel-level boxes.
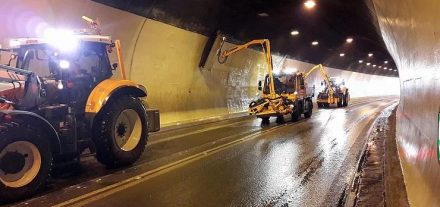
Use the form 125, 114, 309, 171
57, 81, 64, 90
59, 60, 70, 69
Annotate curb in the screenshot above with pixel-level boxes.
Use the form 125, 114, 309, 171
344, 103, 399, 207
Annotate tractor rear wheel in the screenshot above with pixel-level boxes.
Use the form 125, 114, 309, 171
93, 96, 148, 168
0, 124, 52, 203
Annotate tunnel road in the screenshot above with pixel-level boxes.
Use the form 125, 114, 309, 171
12, 97, 398, 207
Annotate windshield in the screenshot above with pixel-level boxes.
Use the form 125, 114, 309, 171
264, 74, 298, 94
18, 42, 112, 81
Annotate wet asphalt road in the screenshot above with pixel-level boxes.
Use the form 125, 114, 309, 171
11, 97, 398, 207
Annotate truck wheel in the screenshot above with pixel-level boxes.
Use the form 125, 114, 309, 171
292, 110, 301, 121
291, 103, 301, 121
93, 96, 148, 168
304, 99, 313, 118
337, 98, 343, 107
343, 94, 349, 107
261, 117, 270, 125
0, 125, 52, 203
276, 115, 285, 123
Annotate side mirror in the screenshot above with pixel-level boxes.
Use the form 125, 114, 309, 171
112, 63, 118, 70
258, 80, 262, 91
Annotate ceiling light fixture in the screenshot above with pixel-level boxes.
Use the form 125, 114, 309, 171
311, 41, 319, 46
304, 0, 316, 9
257, 12, 269, 17
346, 37, 353, 43
358, 60, 363, 63
291, 30, 299, 36
339, 53, 345, 57
368, 53, 373, 57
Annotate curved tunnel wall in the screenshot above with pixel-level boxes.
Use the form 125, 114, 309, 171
0, 0, 398, 125
281, 59, 399, 98
372, 1, 440, 206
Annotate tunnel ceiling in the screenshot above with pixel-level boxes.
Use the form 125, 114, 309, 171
95, 0, 398, 77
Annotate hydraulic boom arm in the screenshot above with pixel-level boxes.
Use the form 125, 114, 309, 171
303, 64, 335, 96
217, 38, 276, 98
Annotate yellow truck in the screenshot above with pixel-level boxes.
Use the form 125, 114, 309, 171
217, 38, 314, 123
303, 64, 350, 108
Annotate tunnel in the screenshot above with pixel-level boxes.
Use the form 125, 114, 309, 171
0, 0, 434, 206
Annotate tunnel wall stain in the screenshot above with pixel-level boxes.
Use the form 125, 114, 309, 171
92, 0, 224, 36
372, 0, 440, 206
0, 0, 398, 125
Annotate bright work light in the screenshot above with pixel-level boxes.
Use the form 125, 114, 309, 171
44, 28, 79, 52
59, 60, 70, 69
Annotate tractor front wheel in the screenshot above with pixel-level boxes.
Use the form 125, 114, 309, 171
93, 96, 148, 168
0, 125, 52, 203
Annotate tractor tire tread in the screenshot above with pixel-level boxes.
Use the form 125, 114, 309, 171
93, 95, 148, 168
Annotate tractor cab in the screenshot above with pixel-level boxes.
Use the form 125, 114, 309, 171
6, 35, 115, 112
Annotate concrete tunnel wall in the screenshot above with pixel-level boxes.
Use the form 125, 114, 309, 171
372, 0, 440, 206
0, 0, 398, 125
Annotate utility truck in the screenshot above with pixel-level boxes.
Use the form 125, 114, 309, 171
217, 38, 314, 123
303, 64, 350, 108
